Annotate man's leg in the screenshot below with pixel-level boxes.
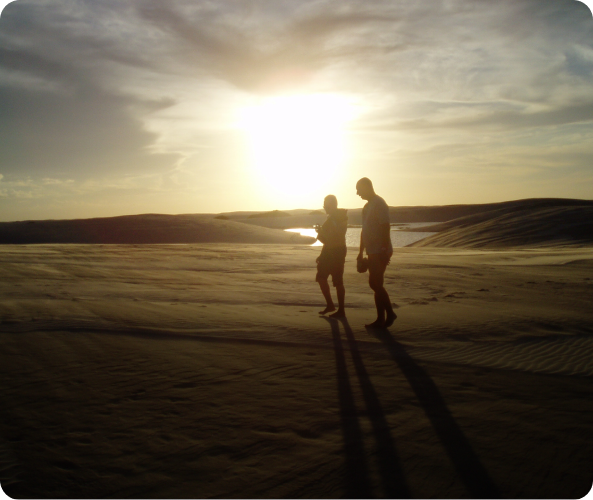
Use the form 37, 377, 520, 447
367, 256, 386, 326
369, 285, 386, 327
367, 256, 396, 327
381, 286, 397, 327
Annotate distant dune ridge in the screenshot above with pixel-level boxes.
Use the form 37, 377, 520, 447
0, 214, 315, 245
247, 210, 292, 218
409, 199, 593, 248
388, 197, 593, 223
1, 198, 592, 246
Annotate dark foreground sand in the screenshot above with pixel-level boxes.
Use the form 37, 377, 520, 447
1, 244, 593, 498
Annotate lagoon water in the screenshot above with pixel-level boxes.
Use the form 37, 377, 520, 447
286, 223, 437, 248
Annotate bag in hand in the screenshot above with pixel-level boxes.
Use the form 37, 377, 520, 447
356, 257, 369, 273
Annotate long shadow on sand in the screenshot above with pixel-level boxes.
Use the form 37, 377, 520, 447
325, 317, 410, 498
370, 327, 501, 499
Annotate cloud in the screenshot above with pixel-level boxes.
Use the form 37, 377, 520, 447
0, 1, 181, 178
0, 0, 591, 218
134, 0, 403, 94
357, 100, 593, 133
0, 83, 180, 177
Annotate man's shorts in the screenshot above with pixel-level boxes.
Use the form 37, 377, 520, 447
368, 253, 389, 286
368, 253, 389, 272
316, 247, 347, 287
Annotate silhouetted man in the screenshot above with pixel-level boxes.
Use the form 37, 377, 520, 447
315, 194, 348, 318
356, 177, 397, 328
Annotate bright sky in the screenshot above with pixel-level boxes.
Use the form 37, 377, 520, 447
0, 0, 592, 220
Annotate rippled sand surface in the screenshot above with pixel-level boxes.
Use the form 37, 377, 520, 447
1, 244, 592, 498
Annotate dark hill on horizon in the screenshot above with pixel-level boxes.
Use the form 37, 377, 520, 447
409, 201, 593, 248
1, 198, 592, 246
0, 214, 315, 245
222, 197, 593, 228
388, 197, 593, 223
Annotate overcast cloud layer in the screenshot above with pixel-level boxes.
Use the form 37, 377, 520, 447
1, 0, 592, 220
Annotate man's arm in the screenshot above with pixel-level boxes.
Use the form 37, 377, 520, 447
358, 231, 365, 260
380, 223, 391, 247
379, 223, 392, 264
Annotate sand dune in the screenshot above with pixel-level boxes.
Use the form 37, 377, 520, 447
1, 199, 593, 498
1, 244, 592, 498
390, 197, 593, 224
3, 198, 592, 245
410, 204, 593, 248
218, 198, 593, 232
0, 214, 315, 245
238, 212, 329, 229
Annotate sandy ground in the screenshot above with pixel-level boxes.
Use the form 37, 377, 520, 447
1, 243, 593, 498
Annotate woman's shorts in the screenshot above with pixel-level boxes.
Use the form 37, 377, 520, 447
316, 248, 347, 287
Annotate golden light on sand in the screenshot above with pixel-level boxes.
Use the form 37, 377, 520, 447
240, 93, 356, 201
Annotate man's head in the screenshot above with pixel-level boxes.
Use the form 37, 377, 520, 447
323, 194, 338, 214
356, 177, 375, 200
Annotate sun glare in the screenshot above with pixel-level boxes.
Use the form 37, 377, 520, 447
239, 93, 356, 202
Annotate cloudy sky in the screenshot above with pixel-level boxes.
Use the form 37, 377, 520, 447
0, 0, 592, 220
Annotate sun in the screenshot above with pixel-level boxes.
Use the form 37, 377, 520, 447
239, 93, 356, 202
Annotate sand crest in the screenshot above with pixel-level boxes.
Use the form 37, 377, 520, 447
0, 214, 315, 245
410, 204, 593, 248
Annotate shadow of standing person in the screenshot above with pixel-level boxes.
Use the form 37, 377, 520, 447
325, 317, 410, 498
325, 317, 373, 498
339, 317, 410, 498
369, 327, 501, 499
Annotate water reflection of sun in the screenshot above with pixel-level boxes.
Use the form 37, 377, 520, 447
239, 93, 356, 200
